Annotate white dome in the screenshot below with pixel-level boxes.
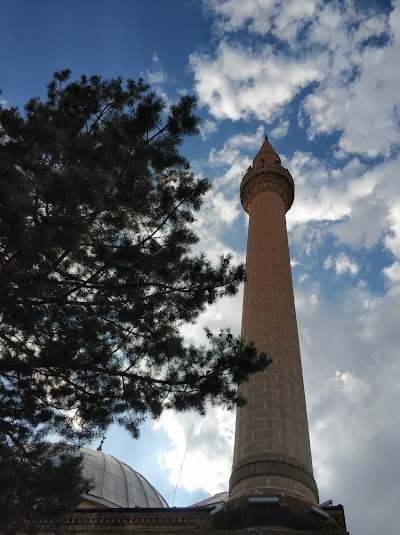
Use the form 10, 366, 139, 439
79, 447, 168, 509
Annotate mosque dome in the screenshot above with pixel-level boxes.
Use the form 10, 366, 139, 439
79, 447, 169, 509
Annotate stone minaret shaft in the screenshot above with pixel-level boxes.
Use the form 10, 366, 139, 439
229, 138, 318, 507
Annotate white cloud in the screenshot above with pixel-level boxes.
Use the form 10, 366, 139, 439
286, 152, 368, 229
210, 191, 238, 223
334, 252, 359, 275
205, 0, 319, 39
384, 209, 400, 258
294, 277, 400, 534
270, 119, 289, 139
180, 287, 243, 346
190, 41, 323, 121
207, 127, 263, 188
204, 0, 275, 35
330, 370, 370, 404
200, 0, 400, 158
189, 186, 244, 267
146, 52, 167, 85
337, 11, 400, 158
301, 2, 399, 157
284, 151, 400, 258
142, 52, 173, 105
383, 261, 400, 286
150, 262, 400, 532
146, 68, 167, 85
154, 407, 235, 497
323, 255, 333, 269
199, 119, 218, 140
330, 194, 388, 250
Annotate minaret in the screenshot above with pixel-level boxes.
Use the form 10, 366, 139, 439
229, 136, 318, 509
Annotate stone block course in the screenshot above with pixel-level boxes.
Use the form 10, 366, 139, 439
230, 141, 318, 506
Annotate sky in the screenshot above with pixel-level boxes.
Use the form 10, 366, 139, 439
1, 1, 399, 534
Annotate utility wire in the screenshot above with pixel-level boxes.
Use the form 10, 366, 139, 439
171, 164, 243, 505
171, 415, 196, 506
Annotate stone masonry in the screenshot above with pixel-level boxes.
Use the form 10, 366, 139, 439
229, 138, 318, 508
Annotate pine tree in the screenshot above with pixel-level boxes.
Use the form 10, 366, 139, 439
0, 70, 268, 532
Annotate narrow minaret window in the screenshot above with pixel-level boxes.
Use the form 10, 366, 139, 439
229, 137, 318, 509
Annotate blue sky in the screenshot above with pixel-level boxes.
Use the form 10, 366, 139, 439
1, 1, 400, 534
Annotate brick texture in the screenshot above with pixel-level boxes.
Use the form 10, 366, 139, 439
230, 142, 318, 506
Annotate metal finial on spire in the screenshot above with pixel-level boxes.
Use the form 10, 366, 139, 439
97, 436, 106, 451
264, 133, 268, 140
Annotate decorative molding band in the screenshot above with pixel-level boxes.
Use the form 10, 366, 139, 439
40, 508, 212, 529
240, 163, 294, 213
230, 459, 318, 497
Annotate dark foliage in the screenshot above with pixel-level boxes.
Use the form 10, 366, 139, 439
0, 442, 90, 535
0, 70, 269, 532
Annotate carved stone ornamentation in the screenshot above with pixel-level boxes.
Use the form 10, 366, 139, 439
240, 163, 294, 213
230, 459, 319, 497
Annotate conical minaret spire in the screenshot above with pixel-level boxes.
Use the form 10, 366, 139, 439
253, 134, 281, 166
230, 136, 318, 508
